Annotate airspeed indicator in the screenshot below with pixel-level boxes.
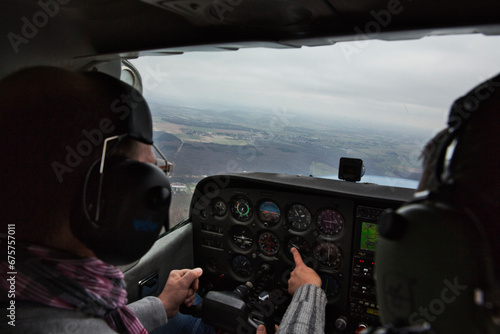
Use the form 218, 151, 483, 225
231, 197, 252, 222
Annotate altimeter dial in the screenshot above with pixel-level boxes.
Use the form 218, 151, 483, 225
287, 204, 312, 231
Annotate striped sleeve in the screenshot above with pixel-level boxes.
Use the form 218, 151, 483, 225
277, 284, 327, 334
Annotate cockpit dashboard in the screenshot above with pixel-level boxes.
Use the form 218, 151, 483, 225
190, 173, 414, 332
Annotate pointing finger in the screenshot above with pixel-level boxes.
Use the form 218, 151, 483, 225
291, 247, 304, 267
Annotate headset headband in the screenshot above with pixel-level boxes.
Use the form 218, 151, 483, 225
84, 71, 153, 145
435, 73, 500, 188
70, 72, 172, 265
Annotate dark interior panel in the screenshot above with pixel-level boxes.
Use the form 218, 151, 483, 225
190, 172, 414, 332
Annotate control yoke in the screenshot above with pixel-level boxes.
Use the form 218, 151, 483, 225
180, 264, 276, 334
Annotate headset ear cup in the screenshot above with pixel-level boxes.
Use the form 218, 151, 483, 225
375, 201, 496, 333
378, 208, 408, 241
70, 159, 171, 265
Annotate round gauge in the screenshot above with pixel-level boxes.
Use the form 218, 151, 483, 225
258, 201, 281, 226
314, 242, 342, 268
232, 255, 253, 278
258, 232, 280, 256
232, 226, 254, 250
287, 204, 312, 231
213, 199, 227, 216
231, 197, 252, 222
317, 209, 344, 236
319, 274, 340, 299
286, 236, 311, 259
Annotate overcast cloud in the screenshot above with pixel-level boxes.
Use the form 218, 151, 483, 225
131, 34, 500, 136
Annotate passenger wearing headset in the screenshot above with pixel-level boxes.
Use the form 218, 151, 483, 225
257, 75, 500, 334
373, 73, 500, 333
0, 66, 212, 334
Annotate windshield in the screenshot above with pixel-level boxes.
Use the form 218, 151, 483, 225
131, 34, 500, 228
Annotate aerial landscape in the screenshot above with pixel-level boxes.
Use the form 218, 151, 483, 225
149, 101, 426, 227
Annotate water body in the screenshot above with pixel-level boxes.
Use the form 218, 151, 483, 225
322, 175, 419, 189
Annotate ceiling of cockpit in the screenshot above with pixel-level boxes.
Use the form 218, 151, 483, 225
1, 0, 500, 77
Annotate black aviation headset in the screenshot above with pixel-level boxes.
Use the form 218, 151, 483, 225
368, 75, 500, 334
70, 72, 172, 265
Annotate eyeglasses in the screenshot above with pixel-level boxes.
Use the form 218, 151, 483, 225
153, 143, 174, 176
98, 137, 173, 176
88, 136, 173, 222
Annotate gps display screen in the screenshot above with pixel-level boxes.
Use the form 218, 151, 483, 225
360, 222, 378, 252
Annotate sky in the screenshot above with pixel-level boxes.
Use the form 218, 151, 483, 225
130, 33, 500, 138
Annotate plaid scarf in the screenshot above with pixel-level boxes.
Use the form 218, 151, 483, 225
0, 239, 147, 334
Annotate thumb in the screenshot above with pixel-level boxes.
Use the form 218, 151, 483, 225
181, 267, 203, 282
257, 324, 266, 333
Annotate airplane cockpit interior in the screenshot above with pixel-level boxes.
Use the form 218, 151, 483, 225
1, 1, 499, 333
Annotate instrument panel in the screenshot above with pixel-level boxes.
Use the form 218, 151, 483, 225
190, 172, 414, 333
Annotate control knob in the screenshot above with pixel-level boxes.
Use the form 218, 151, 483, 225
334, 316, 348, 331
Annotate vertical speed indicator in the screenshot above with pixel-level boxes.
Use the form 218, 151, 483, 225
314, 242, 342, 268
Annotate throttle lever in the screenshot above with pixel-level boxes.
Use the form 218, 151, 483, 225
178, 264, 276, 333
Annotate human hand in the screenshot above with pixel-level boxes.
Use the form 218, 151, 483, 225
158, 267, 203, 318
288, 247, 321, 295
256, 324, 279, 333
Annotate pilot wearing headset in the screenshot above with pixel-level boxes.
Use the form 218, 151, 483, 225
0, 66, 209, 334
0, 66, 324, 334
